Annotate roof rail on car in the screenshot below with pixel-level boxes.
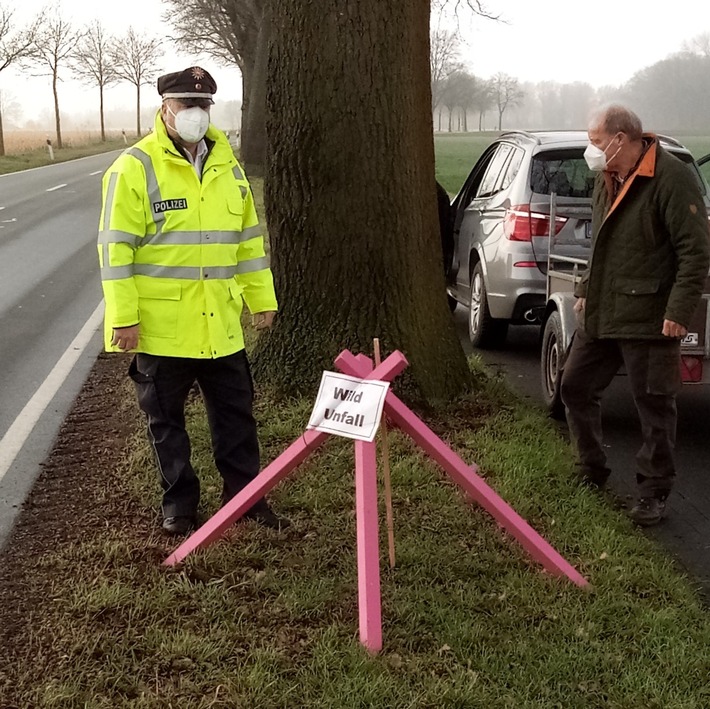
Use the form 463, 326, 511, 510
657, 133, 683, 148
498, 130, 541, 145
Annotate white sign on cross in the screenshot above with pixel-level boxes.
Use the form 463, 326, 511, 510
306, 371, 390, 442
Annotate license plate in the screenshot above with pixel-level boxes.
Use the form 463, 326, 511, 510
682, 332, 699, 346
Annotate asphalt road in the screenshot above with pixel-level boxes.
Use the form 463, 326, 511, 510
454, 306, 710, 600
0, 152, 122, 548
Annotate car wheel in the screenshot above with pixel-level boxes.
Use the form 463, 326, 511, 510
541, 311, 566, 420
468, 262, 508, 348
447, 294, 457, 312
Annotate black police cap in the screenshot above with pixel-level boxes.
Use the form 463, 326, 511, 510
157, 66, 217, 103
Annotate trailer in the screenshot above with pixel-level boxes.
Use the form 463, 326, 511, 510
539, 195, 710, 419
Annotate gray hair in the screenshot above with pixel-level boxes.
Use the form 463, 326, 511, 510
590, 104, 643, 140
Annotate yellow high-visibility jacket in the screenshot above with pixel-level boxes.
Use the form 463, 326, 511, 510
97, 112, 277, 358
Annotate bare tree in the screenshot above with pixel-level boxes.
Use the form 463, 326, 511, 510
0, 4, 42, 155
163, 0, 266, 174
471, 78, 495, 130
682, 32, 710, 57
491, 72, 524, 130
109, 27, 163, 137
72, 20, 118, 142
254, 0, 472, 401
430, 29, 461, 111
24, 9, 84, 149
442, 69, 478, 131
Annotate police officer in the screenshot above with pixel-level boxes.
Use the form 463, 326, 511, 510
98, 66, 289, 535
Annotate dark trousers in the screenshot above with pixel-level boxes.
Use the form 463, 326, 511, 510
129, 350, 261, 518
560, 328, 681, 499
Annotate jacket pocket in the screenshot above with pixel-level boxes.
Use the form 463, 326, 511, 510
612, 278, 661, 324
226, 281, 244, 339
137, 282, 182, 339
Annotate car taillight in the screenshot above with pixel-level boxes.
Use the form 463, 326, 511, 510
504, 204, 567, 241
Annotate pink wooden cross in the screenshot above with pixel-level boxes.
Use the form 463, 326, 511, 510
163, 349, 588, 654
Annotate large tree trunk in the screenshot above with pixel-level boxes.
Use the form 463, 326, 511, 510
253, 0, 471, 403
239, 1, 270, 177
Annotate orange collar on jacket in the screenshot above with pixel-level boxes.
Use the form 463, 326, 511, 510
603, 133, 657, 219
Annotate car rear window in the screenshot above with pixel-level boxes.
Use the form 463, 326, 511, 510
530, 145, 708, 199
530, 149, 594, 198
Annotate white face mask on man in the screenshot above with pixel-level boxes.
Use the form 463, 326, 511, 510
167, 105, 210, 144
584, 134, 621, 172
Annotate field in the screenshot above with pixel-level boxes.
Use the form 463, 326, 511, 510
3, 129, 128, 153
434, 132, 495, 195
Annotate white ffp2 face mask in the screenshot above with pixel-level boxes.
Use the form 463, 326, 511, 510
584, 134, 621, 172
168, 105, 210, 144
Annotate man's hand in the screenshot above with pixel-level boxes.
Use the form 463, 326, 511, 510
112, 324, 140, 351
662, 319, 687, 339
574, 297, 586, 313
252, 311, 276, 331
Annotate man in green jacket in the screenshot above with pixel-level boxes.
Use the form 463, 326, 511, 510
560, 103, 710, 526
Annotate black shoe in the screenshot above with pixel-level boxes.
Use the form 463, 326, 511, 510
162, 516, 197, 536
576, 465, 611, 490
629, 498, 666, 527
244, 504, 291, 530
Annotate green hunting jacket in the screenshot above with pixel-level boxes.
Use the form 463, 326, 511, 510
575, 136, 710, 339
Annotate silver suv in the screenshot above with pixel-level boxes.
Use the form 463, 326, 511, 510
444, 130, 707, 348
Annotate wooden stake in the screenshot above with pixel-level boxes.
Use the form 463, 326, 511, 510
374, 338, 396, 569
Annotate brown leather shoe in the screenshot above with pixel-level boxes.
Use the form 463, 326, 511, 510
629, 498, 666, 526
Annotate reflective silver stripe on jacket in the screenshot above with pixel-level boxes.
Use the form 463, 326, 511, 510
132, 264, 241, 279
102, 172, 118, 233
101, 264, 135, 280
126, 147, 166, 231
232, 165, 245, 181
99, 230, 140, 246
236, 256, 270, 274
141, 225, 263, 246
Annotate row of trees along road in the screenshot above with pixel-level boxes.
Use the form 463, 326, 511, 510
430, 27, 710, 133
431, 28, 524, 131
0, 4, 163, 154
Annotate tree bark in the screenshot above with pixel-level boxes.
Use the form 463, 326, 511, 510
136, 85, 142, 137
100, 85, 106, 142
52, 72, 62, 149
239, 1, 270, 177
254, 0, 471, 403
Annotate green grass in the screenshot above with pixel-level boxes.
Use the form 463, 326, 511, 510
7, 354, 710, 708
434, 132, 497, 196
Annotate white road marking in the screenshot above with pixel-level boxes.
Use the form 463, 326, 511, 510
89, 170, 102, 176
46, 184, 67, 192
0, 300, 105, 483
